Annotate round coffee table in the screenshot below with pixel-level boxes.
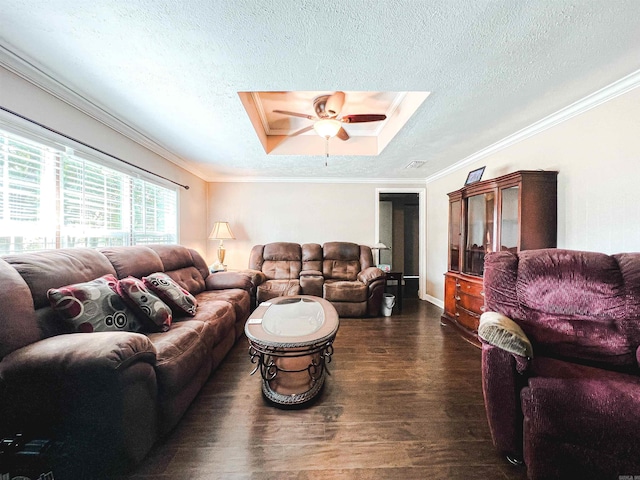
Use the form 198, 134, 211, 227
244, 295, 339, 406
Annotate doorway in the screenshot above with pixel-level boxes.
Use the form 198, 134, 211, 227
375, 188, 426, 300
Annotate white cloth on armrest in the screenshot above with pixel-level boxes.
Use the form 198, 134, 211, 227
478, 311, 533, 359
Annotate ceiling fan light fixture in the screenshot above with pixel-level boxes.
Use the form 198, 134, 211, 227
313, 119, 342, 138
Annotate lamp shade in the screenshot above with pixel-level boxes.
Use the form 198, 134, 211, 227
313, 119, 342, 138
209, 221, 235, 240
371, 242, 390, 250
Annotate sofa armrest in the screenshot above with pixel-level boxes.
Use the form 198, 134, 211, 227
0, 331, 156, 381
481, 343, 529, 461
357, 266, 386, 286
236, 269, 267, 287
478, 311, 533, 360
479, 312, 533, 463
205, 271, 256, 292
0, 332, 158, 462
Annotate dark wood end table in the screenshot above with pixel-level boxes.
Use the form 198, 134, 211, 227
385, 271, 403, 312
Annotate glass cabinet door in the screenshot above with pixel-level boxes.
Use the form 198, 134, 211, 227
449, 199, 461, 271
464, 192, 495, 276
500, 186, 519, 252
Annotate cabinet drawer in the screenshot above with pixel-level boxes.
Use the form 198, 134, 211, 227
455, 278, 484, 297
455, 306, 480, 332
457, 290, 485, 314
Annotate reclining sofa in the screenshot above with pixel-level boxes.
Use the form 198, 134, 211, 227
479, 248, 640, 480
247, 241, 386, 317
0, 244, 253, 477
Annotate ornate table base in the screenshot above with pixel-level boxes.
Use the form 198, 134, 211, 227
248, 340, 334, 406
244, 296, 339, 408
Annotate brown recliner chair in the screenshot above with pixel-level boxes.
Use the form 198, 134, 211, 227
248, 242, 302, 303
320, 242, 386, 317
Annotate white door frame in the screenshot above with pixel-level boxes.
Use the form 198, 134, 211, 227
375, 187, 427, 300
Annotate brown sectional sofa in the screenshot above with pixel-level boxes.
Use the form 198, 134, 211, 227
247, 241, 386, 317
0, 244, 253, 477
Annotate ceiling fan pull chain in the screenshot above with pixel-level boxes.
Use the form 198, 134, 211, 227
325, 136, 329, 166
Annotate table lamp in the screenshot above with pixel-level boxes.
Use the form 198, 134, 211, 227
371, 242, 390, 267
209, 221, 235, 270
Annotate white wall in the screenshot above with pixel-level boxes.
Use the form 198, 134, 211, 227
0, 66, 209, 256
206, 181, 424, 269
425, 85, 640, 305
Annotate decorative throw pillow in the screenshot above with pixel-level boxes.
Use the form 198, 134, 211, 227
47, 274, 142, 333
116, 276, 172, 332
142, 272, 197, 317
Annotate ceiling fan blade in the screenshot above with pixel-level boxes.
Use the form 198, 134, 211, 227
289, 125, 314, 136
273, 110, 316, 121
336, 127, 349, 141
341, 114, 387, 123
325, 91, 346, 117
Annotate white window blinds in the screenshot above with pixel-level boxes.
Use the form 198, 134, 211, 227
0, 128, 177, 254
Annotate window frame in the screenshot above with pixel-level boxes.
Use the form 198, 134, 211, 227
0, 115, 179, 254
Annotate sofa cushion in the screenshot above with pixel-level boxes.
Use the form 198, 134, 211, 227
145, 245, 208, 295
197, 289, 251, 328
147, 244, 195, 272
261, 243, 302, 280
322, 242, 361, 281
189, 297, 237, 348
100, 246, 164, 279
47, 274, 142, 333
302, 243, 323, 272
143, 272, 198, 317
3, 248, 116, 310
164, 267, 207, 296
522, 358, 640, 479
257, 279, 301, 303
323, 260, 360, 281
324, 280, 368, 302
116, 276, 172, 332
146, 321, 211, 395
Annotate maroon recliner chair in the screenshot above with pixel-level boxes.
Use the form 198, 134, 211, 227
479, 248, 640, 480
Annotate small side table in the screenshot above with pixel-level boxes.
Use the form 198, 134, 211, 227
385, 271, 403, 312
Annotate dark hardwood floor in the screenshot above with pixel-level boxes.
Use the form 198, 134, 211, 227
123, 299, 527, 480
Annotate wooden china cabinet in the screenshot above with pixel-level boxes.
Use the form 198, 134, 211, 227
442, 170, 558, 345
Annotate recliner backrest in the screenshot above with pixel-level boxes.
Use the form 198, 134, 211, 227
322, 242, 362, 281
302, 243, 322, 272
484, 248, 640, 369
256, 242, 302, 280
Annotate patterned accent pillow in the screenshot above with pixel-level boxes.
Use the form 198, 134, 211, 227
116, 276, 172, 332
142, 272, 198, 317
47, 274, 142, 333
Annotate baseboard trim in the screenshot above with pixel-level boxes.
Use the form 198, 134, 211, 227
423, 294, 444, 309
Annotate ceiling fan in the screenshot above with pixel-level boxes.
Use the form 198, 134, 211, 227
273, 91, 387, 141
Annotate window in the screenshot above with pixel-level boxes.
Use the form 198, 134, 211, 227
0, 128, 178, 254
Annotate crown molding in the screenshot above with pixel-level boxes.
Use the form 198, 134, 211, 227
0, 44, 209, 181
426, 68, 640, 184
207, 175, 427, 185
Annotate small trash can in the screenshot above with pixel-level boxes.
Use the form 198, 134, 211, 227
381, 293, 395, 316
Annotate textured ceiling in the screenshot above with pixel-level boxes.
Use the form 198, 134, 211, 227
1, 1, 639, 181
